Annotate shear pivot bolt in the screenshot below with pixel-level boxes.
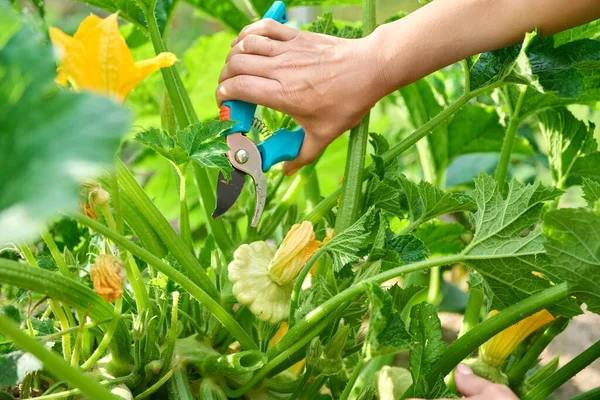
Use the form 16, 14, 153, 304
235, 149, 249, 164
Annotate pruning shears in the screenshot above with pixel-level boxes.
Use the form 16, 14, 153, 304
212, 1, 305, 227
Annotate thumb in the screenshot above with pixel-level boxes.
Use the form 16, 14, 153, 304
454, 364, 496, 397
283, 133, 326, 176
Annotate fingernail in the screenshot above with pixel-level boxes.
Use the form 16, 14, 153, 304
456, 364, 473, 375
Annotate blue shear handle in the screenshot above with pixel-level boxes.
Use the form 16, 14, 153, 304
221, 1, 289, 136
257, 126, 305, 173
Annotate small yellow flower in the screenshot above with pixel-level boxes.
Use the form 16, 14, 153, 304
91, 255, 125, 302
228, 222, 324, 323
480, 309, 555, 367
49, 13, 178, 103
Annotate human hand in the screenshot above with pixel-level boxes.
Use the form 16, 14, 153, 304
407, 364, 518, 400
216, 19, 389, 175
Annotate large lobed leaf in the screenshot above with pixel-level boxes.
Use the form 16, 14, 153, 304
0, 8, 131, 246
543, 208, 600, 315
462, 174, 580, 317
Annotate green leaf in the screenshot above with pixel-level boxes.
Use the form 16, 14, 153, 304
582, 177, 600, 208
553, 20, 600, 46
308, 13, 363, 39
414, 221, 468, 256
447, 105, 532, 159
135, 128, 189, 164
72, 0, 175, 33
538, 107, 597, 187
366, 284, 411, 359
543, 208, 600, 314
462, 174, 580, 316
251, 1, 361, 18
0, 351, 43, 387
399, 175, 476, 225
0, 14, 131, 247
0, 306, 19, 324
0, 5, 20, 48
404, 302, 447, 399
321, 207, 379, 272
373, 231, 429, 271
184, 0, 251, 32
388, 284, 426, 316
365, 174, 405, 217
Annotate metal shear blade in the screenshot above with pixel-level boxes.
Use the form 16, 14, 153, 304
213, 133, 267, 227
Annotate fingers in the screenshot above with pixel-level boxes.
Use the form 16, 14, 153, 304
219, 54, 275, 83
454, 364, 494, 397
283, 133, 327, 176
216, 75, 282, 110
227, 35, 283, 61
233, 19, 298, 46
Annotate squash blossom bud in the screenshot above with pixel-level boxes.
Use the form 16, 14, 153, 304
91, 255, 125, 302
228, 222, 324, 323
479, 309, 555, 367
268, 221, 321, 285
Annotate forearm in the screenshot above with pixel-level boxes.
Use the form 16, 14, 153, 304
371, 0, 600, 94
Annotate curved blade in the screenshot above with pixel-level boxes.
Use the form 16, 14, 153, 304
213, 169, 246, 220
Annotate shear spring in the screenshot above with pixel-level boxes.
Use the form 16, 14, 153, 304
251, 118, 273, 137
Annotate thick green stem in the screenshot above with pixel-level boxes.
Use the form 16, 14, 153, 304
168, 366, 195, 400
495, 86, 526, 192
458, 288, 484, 337
0, 314, 118, 400
288, 248, 324, 327
269, 255, 465, 360
116, 159, 219, 299
570, 386, 600, 400
174, 163, 193, 250
334, 0, 376, 233
159, 291, 180, 377
80, 298, 123, 371
303, 82, 505, 224
40, 229, 70, 277
134, 362, 181, 400
73, 214, 257, 350
304, 169, 321, 212
507, 317, 569, 387
120, 193, 167, 258
522, 339, 600, 400
111, 172, 124, 235
176, 336, 266, 376
340, 358, 365, 400
423, 283, 569, 391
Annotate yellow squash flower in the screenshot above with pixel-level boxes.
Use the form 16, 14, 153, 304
49, 13, 177, 103
480, 309, 555, 367
91, 255, 125, 302
268, 322, 305, 375
228, 221, 324, 323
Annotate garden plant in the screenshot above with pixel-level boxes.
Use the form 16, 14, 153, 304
1, 0, 600, 399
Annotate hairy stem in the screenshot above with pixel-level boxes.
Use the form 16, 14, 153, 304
495, 85, 526, 192
334, 0, 376, 233
0, 314, 118, 400
288, 248, 325, 327
303, 82, 505, 224
340, 357, 365, 400
522, 338, 600, 400
458, 288, 484, 337
80, 298, 123, 371
74, 214, 257, 350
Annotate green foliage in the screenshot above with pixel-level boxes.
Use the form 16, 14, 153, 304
539, 107, 598, 187
0, 9, 130, 246
462, 174, 580, 316
309, 13, 363, 38
71, 0, 175, 33
185, 0, 251, 32
414, 221, 468, 256
543, 208, 600, 314
404, 302, 449, 399
135, 120, 235, 178
365, 284, 411, 359
582, 177, 600, 207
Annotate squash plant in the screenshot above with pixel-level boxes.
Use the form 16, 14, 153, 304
1, 0, 600, 399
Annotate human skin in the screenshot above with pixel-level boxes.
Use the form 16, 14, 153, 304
407, 364, 518, 400
216, 0, 600, 175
